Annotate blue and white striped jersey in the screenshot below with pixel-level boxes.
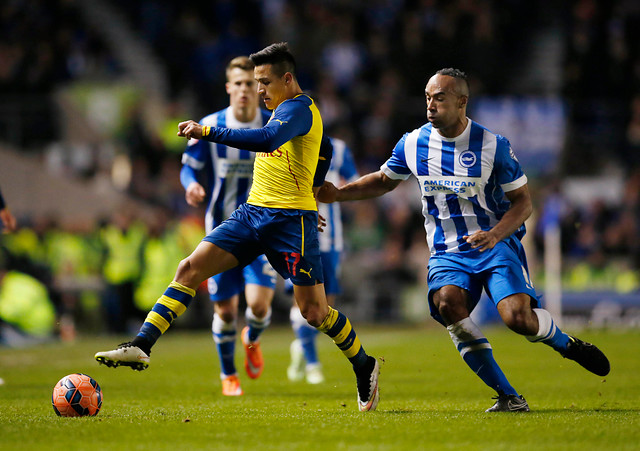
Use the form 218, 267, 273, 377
181, 107, 271, 233
381, 119, 528, 256
319, 137, 359, 252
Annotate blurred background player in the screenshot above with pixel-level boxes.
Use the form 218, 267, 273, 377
0, 184, 55, 363
180, 56, 276, 396
99, 208, 146, 334
287, 136, 359, 384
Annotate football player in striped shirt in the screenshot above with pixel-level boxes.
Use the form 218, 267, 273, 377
318, 68, 609, 412
180, 56, 276, 396
96, 43, 380, 412
287, 136, 359, 384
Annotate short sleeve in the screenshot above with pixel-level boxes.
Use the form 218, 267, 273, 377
380, 134, 412, 180
494, 135, 527, 192
181, 138, 207, 170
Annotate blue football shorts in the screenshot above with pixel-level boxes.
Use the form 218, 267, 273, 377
202, 203, 324, 287
426, 235, 540, 326
320, 250, 341, 296
208, 254, 277, 302
284, 249, 341, 296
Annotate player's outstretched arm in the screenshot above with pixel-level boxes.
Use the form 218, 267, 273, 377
178, 100, 312, 153
317, 170, 401, 204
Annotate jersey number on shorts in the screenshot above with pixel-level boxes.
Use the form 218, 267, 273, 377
282, 252, 301, 276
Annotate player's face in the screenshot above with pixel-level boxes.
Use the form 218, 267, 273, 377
226, 68, 258, 110
425, 74, 466, 133
254, 64, 288, 110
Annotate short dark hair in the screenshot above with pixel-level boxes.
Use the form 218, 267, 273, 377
436, 68, 470, 96
250, 42, 297, 78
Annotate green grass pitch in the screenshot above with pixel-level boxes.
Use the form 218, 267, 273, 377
1, 324, 639, 450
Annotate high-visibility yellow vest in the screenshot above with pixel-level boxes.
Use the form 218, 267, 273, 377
100, 223, 146, 284
0, 270, 56, 336
134, 230, 183, 311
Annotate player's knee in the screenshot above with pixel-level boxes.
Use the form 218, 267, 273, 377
175, 257, 202, 287
434, 286, 469, 323
217, 309, 235, 323
175, 257, 192, 280
436, 298, 467, 324
249, 303, 269, 319
299, 304, 323, 328
500, 308, 531, 334
214, 302, 236, 323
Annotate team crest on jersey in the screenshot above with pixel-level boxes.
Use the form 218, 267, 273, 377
459, 150, 476, 168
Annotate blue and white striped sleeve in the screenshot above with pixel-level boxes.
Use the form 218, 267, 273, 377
494, 136, 527, 192
380, 134, 412, 180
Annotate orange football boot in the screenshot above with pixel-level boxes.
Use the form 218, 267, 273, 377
221, 374, 243, 396
241, 326, 264, 379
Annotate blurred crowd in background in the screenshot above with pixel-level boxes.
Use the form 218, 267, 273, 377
1, 0, 639, 343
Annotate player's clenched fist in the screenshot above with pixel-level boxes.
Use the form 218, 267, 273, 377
178, 120, 204, 140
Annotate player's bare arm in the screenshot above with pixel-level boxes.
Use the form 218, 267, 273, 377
178, 120, 204, 140
311, 186, 328, 232
185, 182, 206, 207
318, 170, 401, 203
464, 184, 533, 252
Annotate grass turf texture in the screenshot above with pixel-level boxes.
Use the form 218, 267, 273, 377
1, 325, 638, 450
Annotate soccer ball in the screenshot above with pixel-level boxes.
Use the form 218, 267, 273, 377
51, 373, 103, 417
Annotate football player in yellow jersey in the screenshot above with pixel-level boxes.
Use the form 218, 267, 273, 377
95, 43, 380, 411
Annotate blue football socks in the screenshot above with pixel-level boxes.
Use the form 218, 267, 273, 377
526, 308, 571, 351
447, 317, 518, 396
290, 306, 319, 365
212, 313, 237, 376
245, 306, 271, 342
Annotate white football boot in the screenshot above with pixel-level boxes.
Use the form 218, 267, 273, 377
305, 363, 325, 384
356, 357, 380, 412
95, 342, 150, 371
286, 339, 305, 382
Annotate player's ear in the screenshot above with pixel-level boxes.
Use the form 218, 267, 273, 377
225, 82, 232, 95
284, 72, 293, 85
459, 95, 468, 109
